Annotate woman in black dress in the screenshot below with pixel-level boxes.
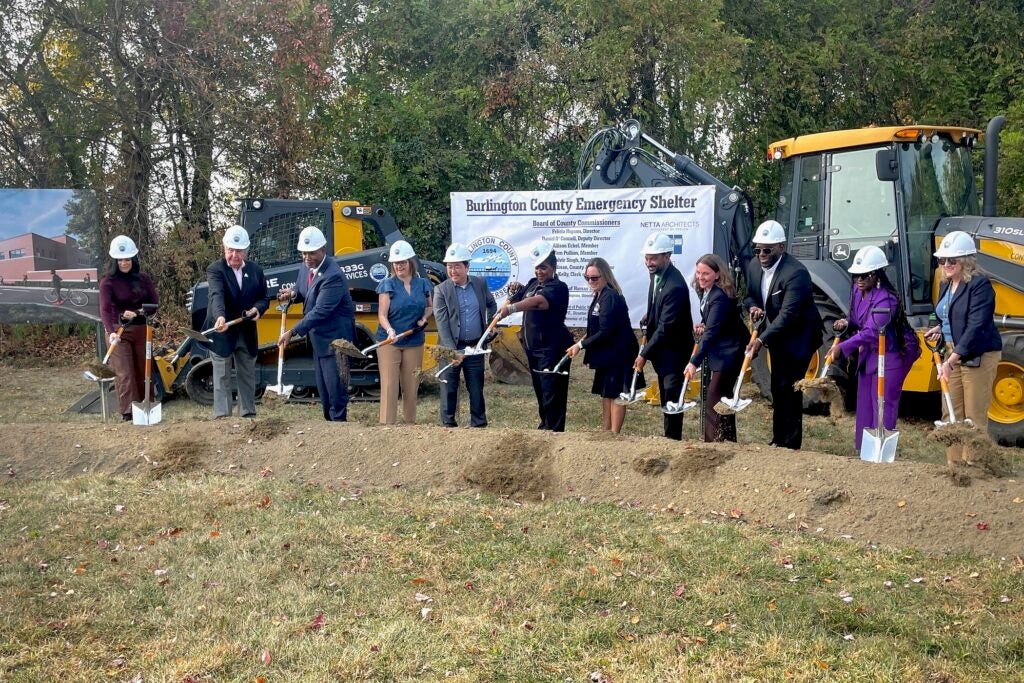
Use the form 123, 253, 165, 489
568, 257, 641, 433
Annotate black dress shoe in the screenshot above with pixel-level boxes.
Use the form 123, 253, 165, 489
122, 414, 132, 422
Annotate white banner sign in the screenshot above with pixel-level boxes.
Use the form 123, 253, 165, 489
450, 187, 715, 328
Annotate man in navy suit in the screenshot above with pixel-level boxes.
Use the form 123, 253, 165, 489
277, 225, 355, 421
743, 220, 823, 449
205, 225, 269, 418
634, 232, 694, 440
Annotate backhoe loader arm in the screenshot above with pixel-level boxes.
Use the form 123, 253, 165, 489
579, 119, 754, 272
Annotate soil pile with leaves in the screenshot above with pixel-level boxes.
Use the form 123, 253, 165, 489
2, 417, 1021, 557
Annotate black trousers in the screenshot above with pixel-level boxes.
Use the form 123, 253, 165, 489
526, 346, 571, 432
768, 349, 813, 449
654, 363, 685, 440
440, 353, 487, 427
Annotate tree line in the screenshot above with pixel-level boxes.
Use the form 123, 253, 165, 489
1, 0, 1021, 306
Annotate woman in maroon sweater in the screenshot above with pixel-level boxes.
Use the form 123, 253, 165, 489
99, 235, 159, 420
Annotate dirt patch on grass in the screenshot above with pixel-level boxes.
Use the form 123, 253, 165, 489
631, 454, 669, 476
670, 444, 736, 479
246, 415, 289, 441
462, 435, 554, 501
150, 437, 205, 479
1, 416, 1022, 557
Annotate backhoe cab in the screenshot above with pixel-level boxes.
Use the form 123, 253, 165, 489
769, 117, 1024, 445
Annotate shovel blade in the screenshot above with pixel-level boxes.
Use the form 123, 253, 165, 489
614, 392, 642, 406
264, 384, 294, 400
717, 396, 750, 413
178, 327, 212, 344
131, 401, 162, 426
663, 399, 696, 414
859, 429, 899, 463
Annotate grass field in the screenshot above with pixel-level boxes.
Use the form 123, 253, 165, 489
1, 362, 1023, 681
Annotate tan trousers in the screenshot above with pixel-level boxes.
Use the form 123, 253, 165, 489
377, 344, 423, 425
942, 349, 1000, 463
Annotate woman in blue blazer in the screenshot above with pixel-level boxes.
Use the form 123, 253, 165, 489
924, 231, 1002, 465
684, 254, 748, 442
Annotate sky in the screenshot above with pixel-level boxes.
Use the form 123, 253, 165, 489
0, 188, 78, 240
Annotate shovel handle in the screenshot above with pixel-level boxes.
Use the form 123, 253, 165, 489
820, 336, 841, 377
102, 324, 125, 364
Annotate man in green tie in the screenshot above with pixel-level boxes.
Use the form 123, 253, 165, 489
634, 233, 694, 440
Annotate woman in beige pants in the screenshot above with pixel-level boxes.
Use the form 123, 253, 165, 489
924, 231, 1003, 465
375, 240, 433, 424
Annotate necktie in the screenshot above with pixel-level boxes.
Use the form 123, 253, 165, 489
307, 270, 314, 287
654, 274, 662, 294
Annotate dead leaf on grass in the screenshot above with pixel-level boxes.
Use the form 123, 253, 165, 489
256, 495, 272, 509
260, 648, 272, 665
307, 612, 325, 632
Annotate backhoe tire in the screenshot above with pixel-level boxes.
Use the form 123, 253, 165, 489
184, 358, 215, 406
988, 333, 1024, 447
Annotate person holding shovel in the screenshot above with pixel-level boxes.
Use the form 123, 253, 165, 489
830, 246, 919, 451
375, 240, 433, 425
99, 235, 159, 421
743, 220, 822, 450
497, 239, 574, 432
277, 226, 355, 422
634, 233, 693, 441
567, 257, 640, 434
684, 253, 747, 442
924, 231, 1003, 465
433, 242, 496, 428
204, 225, 268, 419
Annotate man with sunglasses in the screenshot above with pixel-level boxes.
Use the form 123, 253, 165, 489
743, 220, 822, 449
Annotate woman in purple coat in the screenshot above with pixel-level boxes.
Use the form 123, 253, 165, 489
830, 246, 919, 450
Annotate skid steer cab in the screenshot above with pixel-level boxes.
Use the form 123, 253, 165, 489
168, 200, 445, 405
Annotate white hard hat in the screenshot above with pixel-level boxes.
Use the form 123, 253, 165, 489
389, 240, 416, 261
297, 225, 327, 252
934, 230, 977, 258
529, 239, 554, 267
753, 220, 787, 245
222, 225, 250, 249
108, 235, 138, 259
847, 245, 888, 274
443, 242, 472, 263
641, 232, 674, 255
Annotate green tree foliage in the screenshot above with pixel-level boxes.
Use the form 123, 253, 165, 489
0, 0, 1021, 293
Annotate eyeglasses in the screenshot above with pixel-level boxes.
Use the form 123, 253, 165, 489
583, 275, 602, 282
852, 272, 876, 280
937, 257, 959, 266
753, 247, 776, 255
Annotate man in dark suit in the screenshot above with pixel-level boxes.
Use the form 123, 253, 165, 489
433, 242, 497, 428
205, 225, 269, 418
634, 232, 694, 440
743, 219, 823, 449
277, 225, 355, 421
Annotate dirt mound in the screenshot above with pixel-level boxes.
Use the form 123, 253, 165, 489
150, 437, 205, 479
670, 444, 736, 479
462, 434, 554, 501
1, 420, 1022, 557
246, 415, 289, 441
631, 455, 668, 476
